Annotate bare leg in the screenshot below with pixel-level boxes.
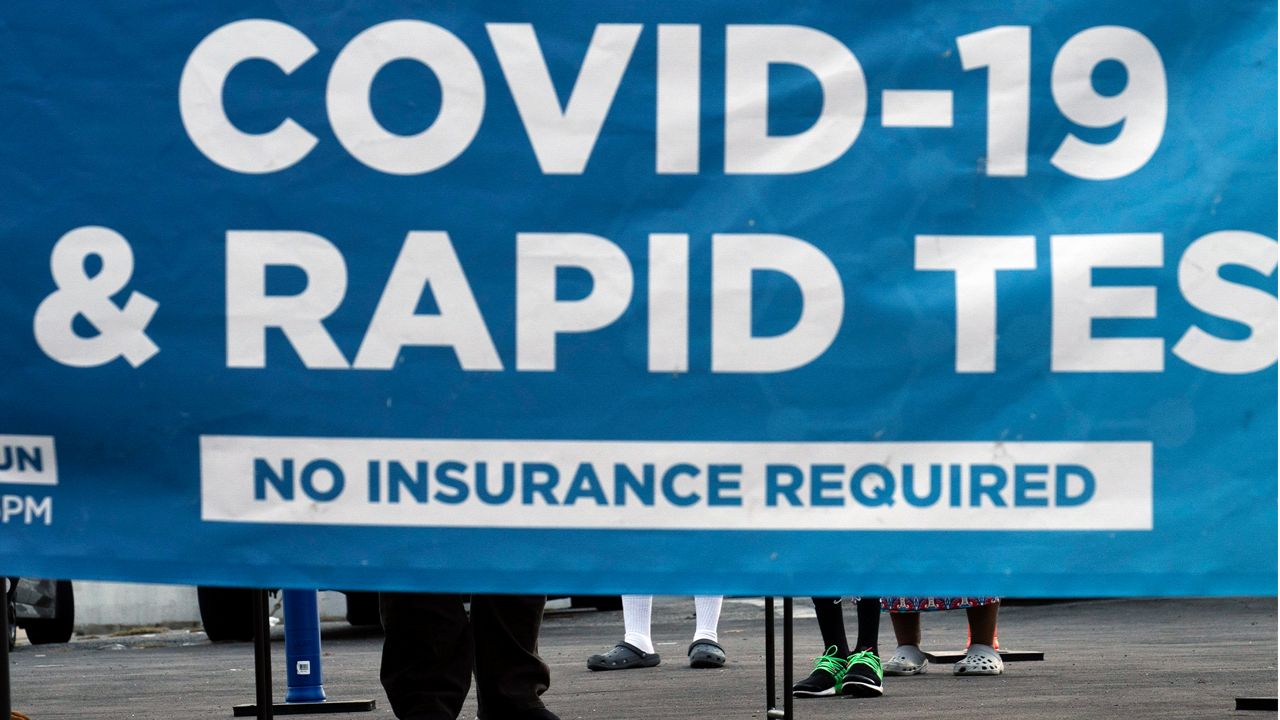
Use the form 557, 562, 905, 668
966, 602, 1000, 647
890, 612, 921, 647
883, 611, 928, 676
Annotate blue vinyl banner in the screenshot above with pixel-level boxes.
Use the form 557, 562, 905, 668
0, 1, 1275, 597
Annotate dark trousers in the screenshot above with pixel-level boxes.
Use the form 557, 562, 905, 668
379, 593, 551, 720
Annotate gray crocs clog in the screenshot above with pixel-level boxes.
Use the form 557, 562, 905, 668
688, 639, 726, 668
587, 641, 661, 671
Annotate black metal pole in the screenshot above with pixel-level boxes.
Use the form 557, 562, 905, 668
252, 589, 273, 720
782, 597, 793, 720
764, 596, 775, 713
2, 579, 11, 719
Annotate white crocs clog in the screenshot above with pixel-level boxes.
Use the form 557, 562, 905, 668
883, 644, 929, 676
954, 643, 1004, 676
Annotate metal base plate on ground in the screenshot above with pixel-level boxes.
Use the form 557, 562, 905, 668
925, 650, 1045, 663
233, 700, 376, 716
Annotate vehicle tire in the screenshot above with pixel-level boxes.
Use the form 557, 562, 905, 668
197, 586, 255, 642
24, 579, 74, 645
344, 591, 382, 628
6, 596, 15, 651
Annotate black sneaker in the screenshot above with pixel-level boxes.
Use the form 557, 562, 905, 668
792, 646, 848, 697
841, 650, 884, 698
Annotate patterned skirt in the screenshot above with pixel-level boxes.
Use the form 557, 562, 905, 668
881, 597, 1000, 613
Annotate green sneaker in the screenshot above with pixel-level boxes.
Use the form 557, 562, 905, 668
841, 649, 884, 697
792, 646, 849, 697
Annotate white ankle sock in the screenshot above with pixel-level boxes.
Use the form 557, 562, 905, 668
692, 595, 723, 643
621, 595, 655, 653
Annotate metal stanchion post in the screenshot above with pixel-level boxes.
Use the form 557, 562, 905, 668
782, 598, 793, 720
765, 597, 790, 720
252, 589, 274, 720
2, 578, 11, 719
764, 597, 775, 715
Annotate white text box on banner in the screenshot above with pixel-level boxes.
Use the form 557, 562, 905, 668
201, 436, 1152, 531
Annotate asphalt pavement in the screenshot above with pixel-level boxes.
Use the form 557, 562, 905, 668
7, 596, 1277, 719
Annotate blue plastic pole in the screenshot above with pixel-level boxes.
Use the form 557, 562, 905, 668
282, 590, 326, 704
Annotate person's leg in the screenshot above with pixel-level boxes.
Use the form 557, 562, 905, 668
955, 602, 1003, 676
621, 595, 654, 653
883, 611, 928, 677
852, 597, 881, 655
692, 596, 722, 643
890, 612, 921, 647
586, 595, 660, 670
379, 592, 472, 720
793, 598, 849, 697
688, 596, 726, 668
471, 594, 553, 719
841, 598, 886, 698
966, 602, 1000, 647
811, 596, 849, 656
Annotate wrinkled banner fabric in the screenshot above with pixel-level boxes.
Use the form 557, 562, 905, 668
0, 1, 1275, 596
